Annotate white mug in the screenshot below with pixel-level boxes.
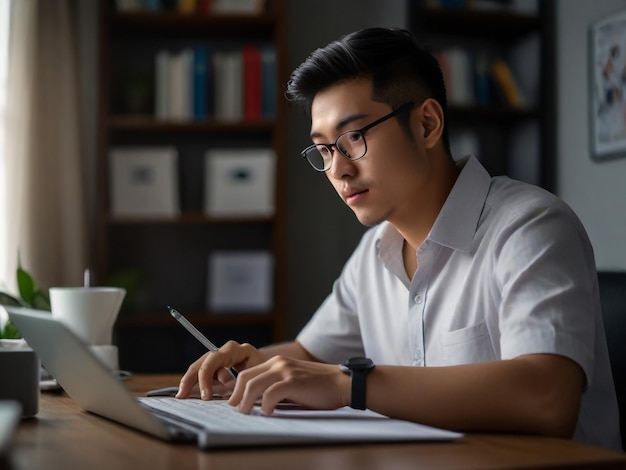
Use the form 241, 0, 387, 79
49, 287, 126, 346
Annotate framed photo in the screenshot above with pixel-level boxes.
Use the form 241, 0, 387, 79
589, 10, 626, 160
207, 251, 274, 312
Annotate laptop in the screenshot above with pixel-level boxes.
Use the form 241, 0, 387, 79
6, 306, 463, 449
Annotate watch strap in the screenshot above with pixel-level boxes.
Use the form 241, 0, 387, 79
341, 357, 375, 410
350, 367, 367, 410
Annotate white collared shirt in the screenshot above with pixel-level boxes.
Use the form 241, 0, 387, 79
297, 156, 621, 450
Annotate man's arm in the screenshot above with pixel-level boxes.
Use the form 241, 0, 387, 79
229, 352, 584, 438
366, 353, 583, 437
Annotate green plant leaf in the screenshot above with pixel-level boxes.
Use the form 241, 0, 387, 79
0, 320, 20, 339
0, 292, 22, 306
17, 266, 36, 306
32, 290, 51, 311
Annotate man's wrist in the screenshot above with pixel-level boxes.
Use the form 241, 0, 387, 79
340, 357, 375, 410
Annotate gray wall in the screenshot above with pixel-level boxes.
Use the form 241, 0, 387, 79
284, 0, 408, 337
556, 0, 626, 271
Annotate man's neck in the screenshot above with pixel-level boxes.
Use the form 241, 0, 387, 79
397, 155, 460, 278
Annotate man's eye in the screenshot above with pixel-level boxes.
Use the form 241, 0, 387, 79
318, 146, 331, 157
346, 132, 363, 143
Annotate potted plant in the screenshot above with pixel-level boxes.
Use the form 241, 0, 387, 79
0, 263, 51, 340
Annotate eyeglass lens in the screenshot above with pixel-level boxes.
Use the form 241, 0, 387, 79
306, 131, 366, 171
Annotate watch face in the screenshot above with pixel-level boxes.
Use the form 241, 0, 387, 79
343, 357, 375, 370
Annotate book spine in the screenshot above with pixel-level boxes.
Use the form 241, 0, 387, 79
243, 45, 262, 121
261, 46, 276, 119
178, 0, 197, 12
213, 52, 228, 120
443, 48, 474, 106
229, 52, 243, 121
216, 51, 242, 121
193, 46, 208, 120
155, 50, 170, 119
169, 49, 193, 121
490, 59, 524, 107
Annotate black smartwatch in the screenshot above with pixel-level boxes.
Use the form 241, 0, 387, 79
340, 357, 375, 410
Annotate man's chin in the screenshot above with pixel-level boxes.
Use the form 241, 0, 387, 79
353, 210, 387, 228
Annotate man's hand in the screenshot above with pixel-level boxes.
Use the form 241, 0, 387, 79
227, 355, 351, 415
176, 340, 267, 400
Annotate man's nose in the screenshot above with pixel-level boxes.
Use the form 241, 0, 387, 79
327, 148, 355, 179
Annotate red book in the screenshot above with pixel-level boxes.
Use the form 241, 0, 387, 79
197, 0, 213, 12
243, 45, 262, 121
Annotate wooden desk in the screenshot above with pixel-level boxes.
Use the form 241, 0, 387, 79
7, 374, 626, 469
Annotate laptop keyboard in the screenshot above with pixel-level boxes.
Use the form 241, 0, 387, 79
139, 397, 294, 433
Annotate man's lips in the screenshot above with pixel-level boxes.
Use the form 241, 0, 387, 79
343, 188, 368, 204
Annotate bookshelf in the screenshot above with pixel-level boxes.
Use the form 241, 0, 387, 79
410, 0, 556, 190
95, 0, 288, 372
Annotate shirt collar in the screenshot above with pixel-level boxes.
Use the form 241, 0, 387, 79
376, 155, 491, 256
428, 156, 491, 252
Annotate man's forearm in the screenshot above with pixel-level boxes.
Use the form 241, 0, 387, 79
366, 354, 583, 437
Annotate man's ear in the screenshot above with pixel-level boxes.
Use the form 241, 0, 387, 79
418, 98, 444, 150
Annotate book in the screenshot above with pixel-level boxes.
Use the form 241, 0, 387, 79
214, 51, 243, 121
177, 0, 197, 13
168, 49, 193, 121
440, 48, 474, 106
155, 50, 170, 119
243, 45, 262, 120
261, 46, 277, 118
109, 147, 180, 218
193, 46, 209, 120
211, 0, 266, 14
490, 59, 525, 108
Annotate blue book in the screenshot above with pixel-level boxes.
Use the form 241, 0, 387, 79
261, 46, 276, 119
193, 46, 208, 120
143, 0, 161, 11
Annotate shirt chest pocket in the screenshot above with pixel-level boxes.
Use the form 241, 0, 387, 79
440, 322, 497, 365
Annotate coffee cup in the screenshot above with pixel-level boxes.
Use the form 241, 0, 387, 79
49, 287, 125, 346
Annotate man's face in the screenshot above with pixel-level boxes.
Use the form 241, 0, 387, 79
309, 79, 435, 227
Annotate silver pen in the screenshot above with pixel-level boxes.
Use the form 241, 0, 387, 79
168, 306, 238, 380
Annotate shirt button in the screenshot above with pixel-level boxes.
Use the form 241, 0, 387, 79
414, 349, 423, 361
414, 293, 423, 304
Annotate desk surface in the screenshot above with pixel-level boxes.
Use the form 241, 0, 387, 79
7, 374, 626, 470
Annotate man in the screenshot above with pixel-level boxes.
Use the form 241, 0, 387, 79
177, 28, 621, 450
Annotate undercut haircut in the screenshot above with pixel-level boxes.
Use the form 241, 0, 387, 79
285, 28, 451, 154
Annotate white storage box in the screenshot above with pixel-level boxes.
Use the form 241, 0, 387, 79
204, 148, 275, 217
109, 147, 179, 218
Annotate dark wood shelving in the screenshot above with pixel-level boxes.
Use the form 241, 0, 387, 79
107, 116, 275, 134
415, 7, 540, 41
410, 1, 553, 188
97, 0, 289, 373
110, 11, 278, 37
107, 212, 275, 225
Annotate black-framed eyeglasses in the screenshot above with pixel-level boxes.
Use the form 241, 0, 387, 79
300, 101, 415, 172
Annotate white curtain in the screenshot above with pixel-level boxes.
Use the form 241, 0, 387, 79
2, 0, 87, 293
0, 1, 10, 291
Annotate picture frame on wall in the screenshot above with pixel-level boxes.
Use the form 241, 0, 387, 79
206, 251, 274, 312
589, 9, 626, 161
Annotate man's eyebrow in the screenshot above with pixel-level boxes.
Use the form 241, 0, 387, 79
310, 112, 368, 139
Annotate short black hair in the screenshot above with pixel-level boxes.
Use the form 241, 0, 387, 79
285, 27, 450, 153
